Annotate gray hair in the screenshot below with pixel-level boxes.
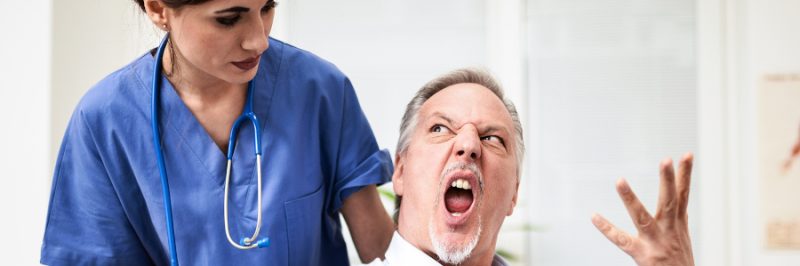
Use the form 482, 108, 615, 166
396, 68, 525, 168
393, 68, 525, 224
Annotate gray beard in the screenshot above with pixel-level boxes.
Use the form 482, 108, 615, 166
430, 161, 484, 264
429, 216, 482, 265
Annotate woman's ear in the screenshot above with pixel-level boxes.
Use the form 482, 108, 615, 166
143, 0, 170, 30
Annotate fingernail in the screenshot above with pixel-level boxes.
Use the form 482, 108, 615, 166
617, 179, 630, 193
591, 213, 602, 226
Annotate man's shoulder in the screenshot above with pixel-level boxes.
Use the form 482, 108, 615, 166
492, 255, 511, 266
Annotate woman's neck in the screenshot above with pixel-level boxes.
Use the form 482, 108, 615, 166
160, 43, 249, 152
162, 42, 247, 106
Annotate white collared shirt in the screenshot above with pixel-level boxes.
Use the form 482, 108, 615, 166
365, 232, 510, 266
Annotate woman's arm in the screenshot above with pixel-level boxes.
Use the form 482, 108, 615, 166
341, 185, 394, 263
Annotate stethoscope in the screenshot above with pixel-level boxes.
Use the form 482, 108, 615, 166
151, 34, 269, 266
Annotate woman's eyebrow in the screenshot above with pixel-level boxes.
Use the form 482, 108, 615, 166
215, 6, 250, 14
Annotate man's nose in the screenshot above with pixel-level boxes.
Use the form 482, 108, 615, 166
454, 125, 482, 162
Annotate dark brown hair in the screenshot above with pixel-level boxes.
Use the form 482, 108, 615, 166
133, 0, 212, 76
133, 0, 212, 11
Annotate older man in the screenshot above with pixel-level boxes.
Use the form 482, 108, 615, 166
368, 69, 695, 266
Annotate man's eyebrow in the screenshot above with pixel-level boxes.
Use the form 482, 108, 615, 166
215, 6, 250, 14
429, 112, 508, 134
428, 112, 454, 124
481, 125, 509, 135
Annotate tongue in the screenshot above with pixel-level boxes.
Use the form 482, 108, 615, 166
445, 188, 473, 213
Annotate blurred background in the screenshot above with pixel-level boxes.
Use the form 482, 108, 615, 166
1, 0, 799, 265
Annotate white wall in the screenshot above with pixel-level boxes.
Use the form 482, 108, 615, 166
697, 0, 800, 265
739, 0, 800, 264
0, 1, 51, 264
525, 1, 697, 265
50, 0, 162, 165
278, 0, 491, 156
695, 0, 730, 264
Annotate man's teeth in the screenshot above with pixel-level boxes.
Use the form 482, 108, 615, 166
450, 179, 472, 190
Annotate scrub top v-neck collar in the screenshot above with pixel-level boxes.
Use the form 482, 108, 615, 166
136, 39, 283, 186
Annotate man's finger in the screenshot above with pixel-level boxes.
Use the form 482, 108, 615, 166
655, 158, 678, 225
676, 153, 694, 220
616, 178, 656, 236
591, 213, 639, 256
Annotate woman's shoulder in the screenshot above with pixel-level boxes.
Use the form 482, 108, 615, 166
268, 38, 347, 81
73, 54, 151, 125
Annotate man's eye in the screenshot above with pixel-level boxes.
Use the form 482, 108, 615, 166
480, 135, 505, 145
216, 16, 241, 26
431, 124, 451, 133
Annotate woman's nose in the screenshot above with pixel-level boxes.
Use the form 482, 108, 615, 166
241, 17, 269, 53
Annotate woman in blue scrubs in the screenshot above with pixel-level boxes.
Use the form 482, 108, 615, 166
40, 0, 394, 265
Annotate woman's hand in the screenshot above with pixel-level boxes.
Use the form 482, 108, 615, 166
592, 153, 695, 266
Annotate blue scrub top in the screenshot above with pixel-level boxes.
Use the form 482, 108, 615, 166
41, 38, 393, 265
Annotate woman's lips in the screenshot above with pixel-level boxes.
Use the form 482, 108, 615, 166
232, 56, 260, 71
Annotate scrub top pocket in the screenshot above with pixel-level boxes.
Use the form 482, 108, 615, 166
284, 184, 324, 265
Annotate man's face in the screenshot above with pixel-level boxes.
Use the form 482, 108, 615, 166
394, 83, 520, 264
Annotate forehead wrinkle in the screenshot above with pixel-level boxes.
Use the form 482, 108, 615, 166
420, 89, 514, 133
426, 111, 470, 132
428, 111, 453, 125
423, 108, 512, 139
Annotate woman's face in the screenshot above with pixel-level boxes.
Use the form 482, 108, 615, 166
164, 0, 276, 85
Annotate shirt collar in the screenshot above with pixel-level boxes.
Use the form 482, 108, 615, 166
382, 231, 511, 266
383, 232, 441, 266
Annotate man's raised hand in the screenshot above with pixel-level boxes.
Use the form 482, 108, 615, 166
592, 153, 695, 266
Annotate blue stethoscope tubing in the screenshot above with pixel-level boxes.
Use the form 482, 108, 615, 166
151, 34, 269, 266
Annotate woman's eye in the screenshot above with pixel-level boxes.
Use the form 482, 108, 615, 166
431, 124, 451, 133
262, 1, 278, 13
216, 16, 240, 26
480, 135, 505, 145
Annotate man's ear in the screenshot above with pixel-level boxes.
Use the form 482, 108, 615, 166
143, 0, 170, 30
507, 177, 520, 216
391, 155, 405, 197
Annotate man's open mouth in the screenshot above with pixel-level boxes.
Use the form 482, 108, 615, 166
445, 179, 474, 215
442, 171, 479, 224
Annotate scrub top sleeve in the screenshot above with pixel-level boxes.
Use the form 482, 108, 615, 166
329, 78, 393, 213
41, 109, 152, 265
